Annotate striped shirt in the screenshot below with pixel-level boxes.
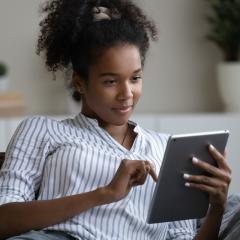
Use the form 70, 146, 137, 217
0, 113, 197, 239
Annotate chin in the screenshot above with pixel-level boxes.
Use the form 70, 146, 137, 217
112, 114, 132, 126
114, 120, 129, 126
98, 108, 134, 126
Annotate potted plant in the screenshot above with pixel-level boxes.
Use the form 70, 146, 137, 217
0, 62, 9, 92
206, 0, 240, 111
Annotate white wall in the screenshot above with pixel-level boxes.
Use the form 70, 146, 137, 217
0, 0, 222, 115
139, 0, 223, 113
0, 0, 68, 114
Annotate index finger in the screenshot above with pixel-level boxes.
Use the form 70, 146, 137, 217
149, 167, 158, 182
209, 145, 231, 173
145, 161, 158, 182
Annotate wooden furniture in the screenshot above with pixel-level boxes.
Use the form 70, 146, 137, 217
0, 92, 25, 117
0, 152, 5, 168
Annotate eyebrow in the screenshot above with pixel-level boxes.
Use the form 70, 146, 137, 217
98, 68, 142, 77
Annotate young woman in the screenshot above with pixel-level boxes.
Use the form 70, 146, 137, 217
0, 0, 231, 239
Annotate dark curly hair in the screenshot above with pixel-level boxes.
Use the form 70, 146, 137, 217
37, 0, 158, 100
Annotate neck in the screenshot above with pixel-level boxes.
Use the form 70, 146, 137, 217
80, 111, 129, 144
100, 122, 129, 144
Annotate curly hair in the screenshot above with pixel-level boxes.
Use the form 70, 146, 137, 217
37, 0, 158, 99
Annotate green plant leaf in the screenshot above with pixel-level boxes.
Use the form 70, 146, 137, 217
205, 0, 240, 61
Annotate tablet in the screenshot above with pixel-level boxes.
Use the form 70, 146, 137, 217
147, 130, 230, 224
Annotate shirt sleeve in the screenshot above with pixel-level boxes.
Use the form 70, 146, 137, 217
0, 116, 50, 206
166, 219, 197, 240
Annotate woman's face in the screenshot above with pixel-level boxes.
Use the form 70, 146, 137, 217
76, 44, 143, 126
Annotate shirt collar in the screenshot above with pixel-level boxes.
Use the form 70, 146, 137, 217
75, 112, 141, 134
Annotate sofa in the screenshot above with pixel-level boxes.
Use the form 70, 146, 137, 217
0, 152, 4, 168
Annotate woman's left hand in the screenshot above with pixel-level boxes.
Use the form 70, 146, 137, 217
184, 145, 232, 211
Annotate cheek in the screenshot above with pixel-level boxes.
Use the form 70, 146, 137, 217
133, 84, 142, 101
86, 88, 112, 106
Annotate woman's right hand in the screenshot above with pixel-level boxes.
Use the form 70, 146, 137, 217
105, 159, 158, 202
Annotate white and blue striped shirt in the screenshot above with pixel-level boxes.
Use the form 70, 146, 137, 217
0, 113, 197, 239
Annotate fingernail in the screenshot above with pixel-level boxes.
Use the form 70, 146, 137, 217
183, 173, 190, 179
150, 163, 156, 170
209, 144, 214, 151
192, 157, 198, 163
185, 182, 190, 187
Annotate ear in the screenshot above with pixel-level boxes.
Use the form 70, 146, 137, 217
72, 72, 86, 94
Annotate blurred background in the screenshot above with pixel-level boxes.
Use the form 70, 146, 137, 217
1, 0, 240, 193
0, 0, 224, 115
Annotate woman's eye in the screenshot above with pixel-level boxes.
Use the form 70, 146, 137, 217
132, 76, 142, 82
104, 80, 117, 86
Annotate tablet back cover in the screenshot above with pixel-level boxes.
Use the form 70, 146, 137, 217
147, 130, 229, 223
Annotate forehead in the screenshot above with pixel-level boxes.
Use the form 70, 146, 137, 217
90, 44, 142, 74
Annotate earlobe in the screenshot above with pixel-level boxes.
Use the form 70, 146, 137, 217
77, 85, 85, 94
72, 72, 85, 94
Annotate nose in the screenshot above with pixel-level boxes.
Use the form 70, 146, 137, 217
117, 81, 133, 101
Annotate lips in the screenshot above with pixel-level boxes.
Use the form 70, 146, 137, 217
112, 105, 133, 114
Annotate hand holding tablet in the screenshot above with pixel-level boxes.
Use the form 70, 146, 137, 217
147, 130, 230, 223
